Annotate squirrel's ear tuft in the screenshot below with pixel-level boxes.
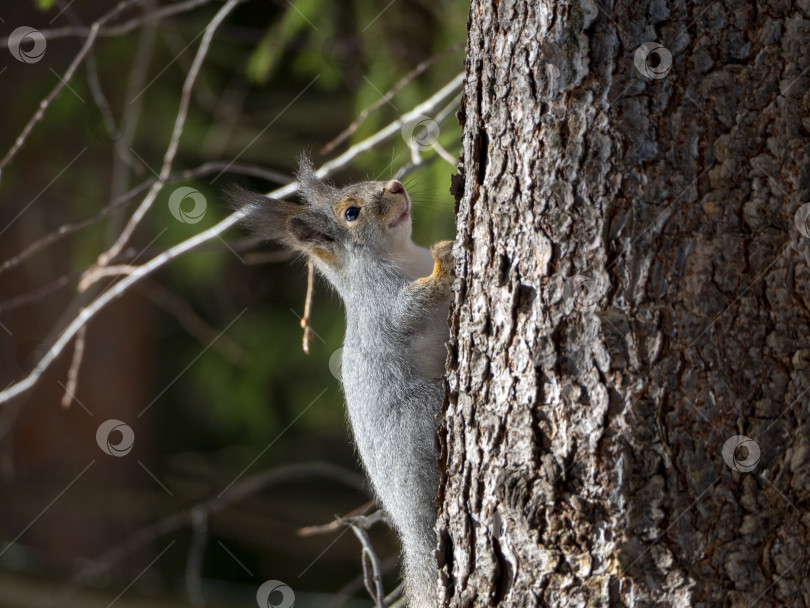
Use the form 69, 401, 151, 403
296, 155, 336, 207
223, 183, 300, 243
224, 183, 335, 251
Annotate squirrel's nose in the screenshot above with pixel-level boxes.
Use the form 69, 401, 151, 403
385, 180, 404, 194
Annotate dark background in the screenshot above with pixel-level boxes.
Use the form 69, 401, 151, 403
0, 0, 464, 605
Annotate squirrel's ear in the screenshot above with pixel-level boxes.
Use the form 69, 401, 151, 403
286, 209, 335, 248
224, 184, 301, 243
224, 184, 336, 252
296, 155, 336, 206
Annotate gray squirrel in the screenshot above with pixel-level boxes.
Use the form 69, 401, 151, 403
229, 158, 453, 608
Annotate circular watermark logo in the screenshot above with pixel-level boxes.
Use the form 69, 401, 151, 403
722, 435, 760, 473
8, 26, 47, 64
329, 348, 343, 382
321, 35, 362, 70
256, 580, 295, 608
794, 203, 810, 238
401, 115, 440, 151
633, 42, 672, 79
16, 339, 49, 374
96, 419, 135, 457
168, 186, 207, 224
563, 274, 601, 310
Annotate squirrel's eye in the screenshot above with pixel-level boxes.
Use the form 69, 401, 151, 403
344, 206, 361, 222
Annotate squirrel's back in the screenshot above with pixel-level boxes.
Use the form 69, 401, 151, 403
341, 279, 444, 608
230, 158, 453, 608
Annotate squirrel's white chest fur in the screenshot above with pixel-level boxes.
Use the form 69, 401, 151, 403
391, 240, 434, 279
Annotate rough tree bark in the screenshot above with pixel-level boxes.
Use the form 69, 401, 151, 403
438, 1, 810, 606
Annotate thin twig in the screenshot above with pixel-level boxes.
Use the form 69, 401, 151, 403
432, 141, 458, 166
320, 44, 463, 155
243, 249, 294, 265
338, 510, 387, 530
297, 501, 378, 537
37, 463, 366, 607
138, 280, 249, 367
54, 0, 141, 175
303, 507, 390, 608
383, 582, 405, 608
394, 154, 440, 182
78, 265, 139, 291
0, 0, 143, 177
60, 326, 87, 409
0, 78, 463, 406
314, 72, 464, 181
91, 0, 245, 272
0, 162, 290, 277
301, 260, 315, 354
109, 0, 160, 222
156, 18, 219, 113
325, 557, 399, 608
433, 91, 463, 126
0, 273, 74, 313
85, 53, 138, 173
186, 506, 209, 608
200, 73, 249, 157
0, 0, 219, 47
349, 523, 385, 607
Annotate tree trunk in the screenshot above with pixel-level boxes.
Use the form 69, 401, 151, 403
438, 1, 810, 606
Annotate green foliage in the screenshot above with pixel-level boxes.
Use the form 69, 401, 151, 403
7, 0, 464, 446
247, 0, 322, 84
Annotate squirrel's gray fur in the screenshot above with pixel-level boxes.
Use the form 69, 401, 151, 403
228, 157, 452, 608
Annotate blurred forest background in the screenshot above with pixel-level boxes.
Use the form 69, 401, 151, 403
0, 0, 464, 606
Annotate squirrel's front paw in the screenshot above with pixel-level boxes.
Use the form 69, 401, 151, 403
430, 240, 455, 274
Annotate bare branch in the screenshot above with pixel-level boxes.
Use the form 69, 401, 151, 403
53, 0, 141, 175
320, 44, 463, 155
138, 280, 249, 367
0, 274, 74, 313
315, 72, 464, 180
297, 501, 378, 537
186, 506, 209, 608
350, 523, 385, 607
383, 582, 405, 608
0, 0, 220, 47
109, 0, 161, 207
0, 77, 464, 406
432, 141, 458, 166
298, 506, 391, 608
85, 55, 138, 173
324, 557, 399, 608
0, 162, 290, 277
301, 261, 315, 354
0, 0, 143, 178
60, 326, 87, 409
338, 510, 387, 530
78, 265, 139, 290
433, 91, 463, 126
93, 0, 245, 269
43, 463, 366, 603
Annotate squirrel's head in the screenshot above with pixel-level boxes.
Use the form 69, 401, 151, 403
228, 156, 414, 273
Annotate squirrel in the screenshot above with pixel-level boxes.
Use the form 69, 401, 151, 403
228, 157, 453, 608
